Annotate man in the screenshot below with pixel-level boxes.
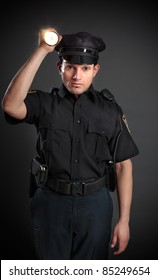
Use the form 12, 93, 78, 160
1, 28, 139, 260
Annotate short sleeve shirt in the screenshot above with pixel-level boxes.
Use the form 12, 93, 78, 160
5, 84, 139, 181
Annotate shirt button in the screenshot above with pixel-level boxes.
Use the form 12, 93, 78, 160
74, 159, 78, 163
76, 120, 80, 124
75, 138, 80, 143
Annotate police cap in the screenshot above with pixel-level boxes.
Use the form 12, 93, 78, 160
55, 31, 106, 64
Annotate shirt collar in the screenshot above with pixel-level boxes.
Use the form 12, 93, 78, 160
58, 84, 69, 98
88, 84, 98, 95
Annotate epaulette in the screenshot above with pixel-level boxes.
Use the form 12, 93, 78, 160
28, 90, 37, 94
100, 88, 117, 104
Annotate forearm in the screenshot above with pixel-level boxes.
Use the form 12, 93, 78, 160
1, 46, 49, 116
111, 159, 133, 254
116, 159, 133, 223
1, 27, 61, 118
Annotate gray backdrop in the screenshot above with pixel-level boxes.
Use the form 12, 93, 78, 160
1, 1, 158, 259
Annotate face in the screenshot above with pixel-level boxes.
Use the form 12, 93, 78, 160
57, 60, 100, 96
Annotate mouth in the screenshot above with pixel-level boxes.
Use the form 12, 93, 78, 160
71, 83, 83, 87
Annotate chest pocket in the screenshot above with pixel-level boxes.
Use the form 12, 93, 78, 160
37, 116, 71, 173
45, 121, 71, 156
87, 121, 112, 160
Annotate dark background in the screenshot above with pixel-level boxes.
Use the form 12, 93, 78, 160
1, 1, 158, 260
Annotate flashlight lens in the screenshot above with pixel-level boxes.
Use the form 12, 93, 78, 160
44, 31, 59, 46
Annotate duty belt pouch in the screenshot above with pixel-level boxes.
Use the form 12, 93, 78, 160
29, 157, 48, 197
106, 160, 117, 192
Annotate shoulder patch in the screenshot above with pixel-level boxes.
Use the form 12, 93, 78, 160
122, 114, 131, 134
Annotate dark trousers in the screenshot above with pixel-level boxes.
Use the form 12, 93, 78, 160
30, 186, 113, 260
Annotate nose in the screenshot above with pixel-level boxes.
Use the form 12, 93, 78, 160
72, 68, 81, 80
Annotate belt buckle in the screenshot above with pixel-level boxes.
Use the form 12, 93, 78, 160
70, 182, 85, 195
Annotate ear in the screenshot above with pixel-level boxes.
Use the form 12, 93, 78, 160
56, 61, 62, 74
93, 64, 100, 77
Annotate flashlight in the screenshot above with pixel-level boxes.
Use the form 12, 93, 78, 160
44, 30, 59, 46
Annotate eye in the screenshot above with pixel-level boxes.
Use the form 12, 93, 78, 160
82, 66, 91, 71
65, 65, 73, 70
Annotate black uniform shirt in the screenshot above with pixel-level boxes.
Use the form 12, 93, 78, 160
5, 84, 139, 181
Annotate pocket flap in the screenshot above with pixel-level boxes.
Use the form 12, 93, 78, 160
88, 121, 108, 136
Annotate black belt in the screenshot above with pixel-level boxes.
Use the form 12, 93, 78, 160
46, 175, 107, 195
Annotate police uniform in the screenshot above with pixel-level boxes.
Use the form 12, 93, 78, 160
4, 32, 139, 260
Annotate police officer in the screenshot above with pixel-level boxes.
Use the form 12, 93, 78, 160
2, 28, 139, 260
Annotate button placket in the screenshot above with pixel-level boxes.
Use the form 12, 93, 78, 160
70, 102, 81, 179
